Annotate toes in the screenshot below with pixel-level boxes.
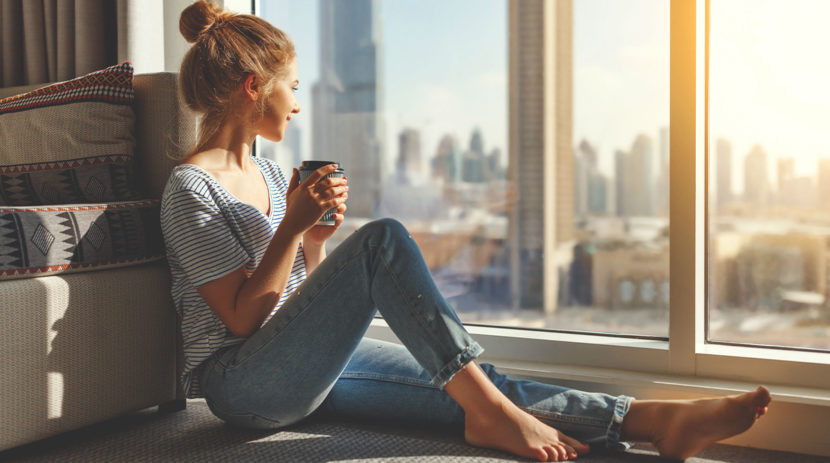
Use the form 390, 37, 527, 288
560, 434, 590, 455
557, 444, 572, 460
564, 445, 579, 460
754, 386, 772, 406
756, 405, 769, 418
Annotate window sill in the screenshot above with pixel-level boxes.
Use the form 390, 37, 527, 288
368, 319, 671, 374
488, 358, 830, 408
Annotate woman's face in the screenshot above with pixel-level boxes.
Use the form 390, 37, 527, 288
257, 58, 300, 142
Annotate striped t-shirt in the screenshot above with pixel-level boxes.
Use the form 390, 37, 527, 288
160, 157, 306, 398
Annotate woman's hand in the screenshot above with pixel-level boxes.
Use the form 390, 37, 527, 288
282, 164, 348, 236
303, 201, 347, 246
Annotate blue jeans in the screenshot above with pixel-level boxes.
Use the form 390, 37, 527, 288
199, 218, 633, 450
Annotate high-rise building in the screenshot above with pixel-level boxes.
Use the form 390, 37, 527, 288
463, 128, 487, 183
574, 140, 591, 218
777, 157, 795, 207
575, 139, 606, 217
508, 0, 573, 312
616, 134, 654, 217
743, 144, 770, 209
312, 0, 383, 218
395, 128, 422, 185
469, 128, 485, 155
486, 148, 503, 180
715, 138, 732, 210
432, 134, 459, 183
614, 149, 626, 217
587, 173, 608, 215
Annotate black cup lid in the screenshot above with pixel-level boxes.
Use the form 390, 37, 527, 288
300, 160, 340, 170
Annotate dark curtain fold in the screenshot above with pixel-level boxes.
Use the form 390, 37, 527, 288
0, 0, 118, 88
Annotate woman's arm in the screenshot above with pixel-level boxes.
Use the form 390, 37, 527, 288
196, 164, 347, 338
197, 226, 303, 338
301, 199, 347, 273
302, 241, 326, 273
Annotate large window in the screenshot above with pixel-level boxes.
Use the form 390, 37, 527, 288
259, 0, 670, 338
256, 0, 830, 391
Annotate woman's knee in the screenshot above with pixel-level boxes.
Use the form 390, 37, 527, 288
358, 217, 411, 246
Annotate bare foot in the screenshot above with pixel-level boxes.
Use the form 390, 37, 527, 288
653, 386, 772, 460
464, 400, 590, 461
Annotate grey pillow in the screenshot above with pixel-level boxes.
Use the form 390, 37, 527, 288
0, 200, 163, 279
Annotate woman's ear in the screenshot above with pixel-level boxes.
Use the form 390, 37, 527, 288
242, 73, 259, 102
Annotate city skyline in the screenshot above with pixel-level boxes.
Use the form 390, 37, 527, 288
260, 0, 830, 203
254, 1, 830, 350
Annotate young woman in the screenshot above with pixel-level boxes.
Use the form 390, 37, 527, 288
160, 2, 771, 461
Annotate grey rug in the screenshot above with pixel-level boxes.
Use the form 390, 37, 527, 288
2, 399, 827, 462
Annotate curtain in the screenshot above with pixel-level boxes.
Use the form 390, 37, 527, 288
0, 0, 165, 88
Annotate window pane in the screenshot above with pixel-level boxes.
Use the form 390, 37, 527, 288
259, 0, 669, 337
708, 0, 830, 350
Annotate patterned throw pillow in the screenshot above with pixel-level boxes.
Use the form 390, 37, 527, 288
0, 200, 163, 279
0, 62, 138, 206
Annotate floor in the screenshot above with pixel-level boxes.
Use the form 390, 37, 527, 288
2, 399, 828, 462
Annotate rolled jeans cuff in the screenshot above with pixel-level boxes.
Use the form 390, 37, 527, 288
605, 394, 634, 451
431, 342, 484, 389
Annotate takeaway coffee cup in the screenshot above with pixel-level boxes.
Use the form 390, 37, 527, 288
298, 160, 345, 225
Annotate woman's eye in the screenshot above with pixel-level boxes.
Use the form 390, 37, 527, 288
292, 86, 299, 92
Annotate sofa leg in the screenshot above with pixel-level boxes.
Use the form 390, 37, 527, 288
158, 399, 186, 414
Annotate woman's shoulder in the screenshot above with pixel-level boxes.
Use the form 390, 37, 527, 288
162, 163, 223, 205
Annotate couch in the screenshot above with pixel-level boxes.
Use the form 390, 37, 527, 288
0, 71, 195, 451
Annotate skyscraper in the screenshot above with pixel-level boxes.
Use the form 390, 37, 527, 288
777, 157, 795, 207
396, 128, 422, 184
575, 139, 603, 217
614, 149, 626, 217
743, 144, 770, 209
463, 129, 486, 183
508, 0, 573, 312
715, 138, 732, 210
574, 146, 589, 218
587, 173, 608, 215
616, 134, 654, 217
312, 0, 383, 218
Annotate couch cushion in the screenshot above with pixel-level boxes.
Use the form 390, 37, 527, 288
0, 200, 163, 279
0, 63, 139, 205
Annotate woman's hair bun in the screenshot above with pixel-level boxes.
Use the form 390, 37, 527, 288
180, 1, 225, 43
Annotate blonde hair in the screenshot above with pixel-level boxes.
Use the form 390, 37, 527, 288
178, 0, 296, 156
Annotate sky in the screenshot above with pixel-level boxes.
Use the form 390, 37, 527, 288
261, 0, 507, 175
259, 0, 830, 194
710, 0, 830, 191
